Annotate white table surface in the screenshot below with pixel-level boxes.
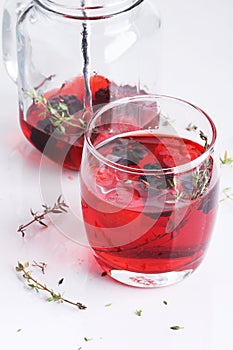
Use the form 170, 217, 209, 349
1, 1, 233, 349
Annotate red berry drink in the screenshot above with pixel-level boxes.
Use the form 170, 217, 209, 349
20, 74, 144, 170
80, 96, 219, 287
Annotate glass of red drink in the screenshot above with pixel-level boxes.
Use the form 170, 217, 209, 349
80, 95, 219, 287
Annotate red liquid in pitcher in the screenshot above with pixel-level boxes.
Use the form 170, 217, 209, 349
20, 75, 143, 170
81, 133, 218, 276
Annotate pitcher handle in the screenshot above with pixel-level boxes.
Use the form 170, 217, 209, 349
2, 0, 31, 83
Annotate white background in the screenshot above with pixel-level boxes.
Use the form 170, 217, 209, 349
1, 0, 233, 349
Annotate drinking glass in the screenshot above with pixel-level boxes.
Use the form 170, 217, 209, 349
80, 95, 219, 287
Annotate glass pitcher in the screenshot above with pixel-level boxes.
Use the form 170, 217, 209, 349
2, 0, 161, 170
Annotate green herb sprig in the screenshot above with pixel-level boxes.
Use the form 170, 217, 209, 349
32, 261, 47, 274
199, 130, 209, 150
16, 261, 87, 310
17, 195, 69, 237
191, 157, 212, 199
25, 89, 86, 134
165, 177, 183, 204
220, 151, 233, 166
220, 187, 233, 202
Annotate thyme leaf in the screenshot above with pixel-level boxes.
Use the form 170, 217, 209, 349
105, 303, 112, 307
170, 325, 184, 330
220, 151, 233, 166
135, 309, 143, 316
84, 337, 93, 342
58, 278, 64, 286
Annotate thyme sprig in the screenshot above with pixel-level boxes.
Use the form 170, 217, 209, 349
16, 261, 87, 310
32, 261, 47, 274
191, 158, 212, 199
186, 123, 209, 150
165, 177, 183, 204
220, 187, 233, 202
220, 151, 233, 166
199, 130, 209, 150
25, 89, 86, 134
17, 195, 69, 237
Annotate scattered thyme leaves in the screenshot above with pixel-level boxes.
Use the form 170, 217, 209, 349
17, 328, 22, 333
17, 195, 69, 237
170, 325, 184, 330
161, 114, 176, 126
16, 261, 87, 310
186, 123, 198, 131
220, 151, 233, 166
163, 300, 168, 305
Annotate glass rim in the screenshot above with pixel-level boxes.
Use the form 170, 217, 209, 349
35, 0, 143, 19
84, 94, 217, 175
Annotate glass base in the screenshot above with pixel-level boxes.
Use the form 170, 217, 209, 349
108, 269, 193, 288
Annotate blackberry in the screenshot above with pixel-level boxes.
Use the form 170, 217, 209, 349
140, 163, 167, 190
116, 158, 138, 166
62, 95, 82, 115
144, 211, 172, 219
37, 117, 56, 134
95, 88, 110, 104
49, 95, 82, 115
112, 140, 147, 166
